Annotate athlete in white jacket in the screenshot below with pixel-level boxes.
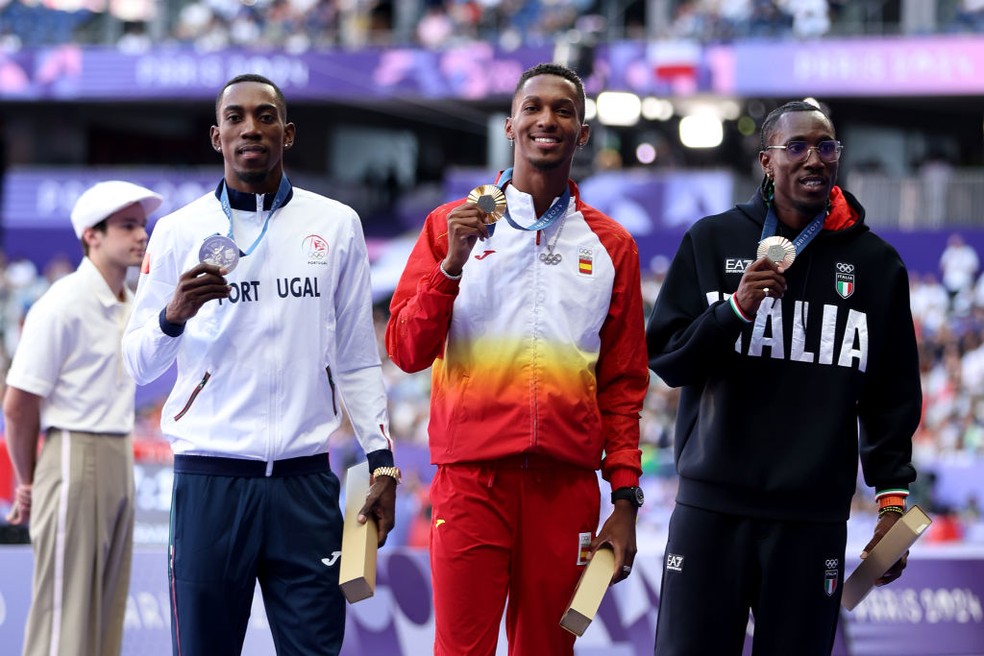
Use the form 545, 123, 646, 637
122, 73, 398, 656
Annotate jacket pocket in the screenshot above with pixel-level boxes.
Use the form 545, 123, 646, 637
174, 371, 211, 421
325, 365, 338, 415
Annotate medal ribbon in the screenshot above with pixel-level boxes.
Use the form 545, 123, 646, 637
494, 167, 571, 233
760, 202, 826, 256
218, 174, 291, 256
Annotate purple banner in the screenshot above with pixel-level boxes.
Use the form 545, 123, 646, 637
6, 37, 984, 102
586, 41, 730, 97
847, 558, 984, 655
1, 547, 981, 655
2, 167, 219, 228
0, 167, 220, 269
0, 42, 729, 102
0, 44, 554, 102
735, 37, 984, 97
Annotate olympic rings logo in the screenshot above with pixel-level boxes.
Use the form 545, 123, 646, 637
836, 263, 854, 273
825, 558, 839, 569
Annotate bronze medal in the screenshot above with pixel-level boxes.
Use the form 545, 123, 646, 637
757, 236, 796, 269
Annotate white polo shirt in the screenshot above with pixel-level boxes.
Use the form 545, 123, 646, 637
6, 257, 135, 434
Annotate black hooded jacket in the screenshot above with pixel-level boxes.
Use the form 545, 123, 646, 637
646, 189, 921, 522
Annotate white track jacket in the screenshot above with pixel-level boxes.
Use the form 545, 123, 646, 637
123, 184, 392, 466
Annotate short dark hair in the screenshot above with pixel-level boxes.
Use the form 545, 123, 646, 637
760, 101, 833, 150
514, 63, 586, 124
215, 73, 287, 121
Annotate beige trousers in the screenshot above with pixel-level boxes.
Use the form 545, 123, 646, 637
24, 429, 135, 656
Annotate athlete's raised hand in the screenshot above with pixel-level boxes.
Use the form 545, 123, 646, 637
166, 263, 230, 324
442, 202, 492, 277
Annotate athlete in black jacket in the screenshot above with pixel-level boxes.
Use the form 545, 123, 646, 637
647, 101, 922, 655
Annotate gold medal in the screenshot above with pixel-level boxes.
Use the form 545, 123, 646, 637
757, 236, 796, 269
467, 184, 506, 225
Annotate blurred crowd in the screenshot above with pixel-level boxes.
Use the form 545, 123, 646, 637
914, 233, 984, 458
7, 231, 983, 547
3, 0, 984, 52
3, 0, 617, 52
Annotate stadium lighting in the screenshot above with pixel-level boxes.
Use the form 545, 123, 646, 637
585, 97, 597, 122
635, 143, 657, 164
679, 114, 723, 149
596, 91, 641, 127
737, 115, 756, 136
674, 97, 742, 121
717, 99, 742, 121
641, 97, 674, 121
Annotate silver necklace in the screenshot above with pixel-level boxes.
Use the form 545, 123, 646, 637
538, 216, 566, 265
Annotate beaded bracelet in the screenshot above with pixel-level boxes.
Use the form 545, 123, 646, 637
878, 505, 905, 518
877, 494, 907, 510
439, 262, 462, 281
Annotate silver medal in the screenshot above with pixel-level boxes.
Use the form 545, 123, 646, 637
199, 234, 240, 272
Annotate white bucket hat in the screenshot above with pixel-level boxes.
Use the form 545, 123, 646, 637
70, 181, 163, 239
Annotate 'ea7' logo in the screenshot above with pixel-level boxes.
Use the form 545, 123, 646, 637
666, 553, 684, 572
725, 258, 753, 274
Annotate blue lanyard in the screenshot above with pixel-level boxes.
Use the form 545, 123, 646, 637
495, 168, 571, 233
760, 202, 826, 255
218, 175, 291, 256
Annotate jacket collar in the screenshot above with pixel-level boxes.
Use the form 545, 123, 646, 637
740, 185, 865, 234
214, 179, 294, 211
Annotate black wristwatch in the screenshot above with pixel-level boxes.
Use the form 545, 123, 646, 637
611, 486, 644, 508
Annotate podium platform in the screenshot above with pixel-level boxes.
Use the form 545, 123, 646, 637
1, 546, 983, 655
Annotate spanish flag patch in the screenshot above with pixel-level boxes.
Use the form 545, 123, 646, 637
578, 247, 593, 276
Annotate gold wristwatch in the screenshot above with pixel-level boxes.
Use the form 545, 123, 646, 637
372, 466, 402, 485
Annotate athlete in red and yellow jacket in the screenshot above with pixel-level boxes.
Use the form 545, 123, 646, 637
386, 63, 649, 656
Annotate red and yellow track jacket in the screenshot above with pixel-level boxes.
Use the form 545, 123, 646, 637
386, 180, 648, 490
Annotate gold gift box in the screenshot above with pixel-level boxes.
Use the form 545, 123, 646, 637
560, 545, 616, 637
339, 461, 379, 603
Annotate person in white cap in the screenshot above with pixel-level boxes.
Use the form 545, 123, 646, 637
3, 180, 161, 656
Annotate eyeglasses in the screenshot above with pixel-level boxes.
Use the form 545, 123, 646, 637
764, 140, 843, 163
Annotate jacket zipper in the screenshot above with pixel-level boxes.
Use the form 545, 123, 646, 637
174, 371, 211, 421
326, 365, 338, 415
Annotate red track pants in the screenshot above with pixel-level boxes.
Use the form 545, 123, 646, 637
429, 456, 601, 656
